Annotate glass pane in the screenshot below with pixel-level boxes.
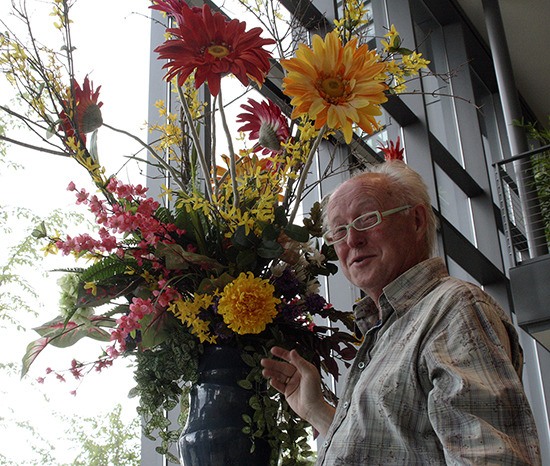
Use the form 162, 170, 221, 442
470, 69, 507, 165
435, 165, 475, 243
335, 0, 376, 39
410, 0, 462, 163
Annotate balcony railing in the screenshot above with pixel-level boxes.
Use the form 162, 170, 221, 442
496, 145, 550, 352
495, 145, 550, 266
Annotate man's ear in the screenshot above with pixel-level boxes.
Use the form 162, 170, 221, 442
412, 204, 428, 240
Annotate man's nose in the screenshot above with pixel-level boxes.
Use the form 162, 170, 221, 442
346, 225, 367, 247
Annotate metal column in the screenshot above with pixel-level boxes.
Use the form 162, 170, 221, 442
482, 0, 547, 259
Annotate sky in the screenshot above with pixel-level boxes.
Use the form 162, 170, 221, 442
1, 0, 152, 463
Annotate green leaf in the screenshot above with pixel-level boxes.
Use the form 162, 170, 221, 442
21, 337, 50, 377
31, 221, 48, 239
197, 273, 233, 294
236, 249, 257, 271
274, 205, 289, 226
249, 396, 261, 410
155, 243, 225, 272
261, 223, 278, 241
283, 224, 309, 242
21, 316, 113, 377
322, 243, 338, 261
76, 278, 141, 307
257, 239, 283, 259
397, 47, 413, 55
241, 352, 256, 367
232, 225, 257, 248
79, 254, 138, 283
238, 379, 253, 390
140, 313, 170, 348
33, 316, 113, 347
89, 129, 99, 164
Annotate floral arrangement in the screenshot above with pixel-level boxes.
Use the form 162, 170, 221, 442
1, 0, 428, 462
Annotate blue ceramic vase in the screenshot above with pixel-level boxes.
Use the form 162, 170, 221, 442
178, 345, 272, 466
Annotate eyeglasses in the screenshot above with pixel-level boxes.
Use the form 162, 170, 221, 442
323, 205, 412, 245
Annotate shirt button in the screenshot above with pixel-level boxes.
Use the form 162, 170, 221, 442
343, 401, 349, 409
323, 440, 329, 447
358, 362, 365, 369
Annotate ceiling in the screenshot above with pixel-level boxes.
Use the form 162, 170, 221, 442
454, 0, 550, 126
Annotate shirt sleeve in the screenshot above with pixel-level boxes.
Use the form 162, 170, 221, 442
424, 299, 541, 465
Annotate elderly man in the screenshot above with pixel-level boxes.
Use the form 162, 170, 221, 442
262, 161, 541, 464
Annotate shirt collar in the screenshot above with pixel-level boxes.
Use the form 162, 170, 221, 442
353, 257, 448, 334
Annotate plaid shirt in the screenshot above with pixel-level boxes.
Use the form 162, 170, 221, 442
316, 258, 541, 465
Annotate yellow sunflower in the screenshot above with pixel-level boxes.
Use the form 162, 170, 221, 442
281, 31, 388, 143
218, 272, 280, 335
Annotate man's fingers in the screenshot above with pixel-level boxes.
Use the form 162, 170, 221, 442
270, 345, 291, 361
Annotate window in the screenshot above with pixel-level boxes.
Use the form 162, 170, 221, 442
435, 165, 475, 244
410, 0, 462, 163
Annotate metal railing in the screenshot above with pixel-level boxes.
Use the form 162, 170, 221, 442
495, 144, 550, 266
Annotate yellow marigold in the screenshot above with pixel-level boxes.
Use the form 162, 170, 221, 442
281, 31, 388, 144
218, 272, 280, 335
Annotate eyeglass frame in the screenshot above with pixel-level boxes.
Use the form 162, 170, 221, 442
323, 205, 412, 246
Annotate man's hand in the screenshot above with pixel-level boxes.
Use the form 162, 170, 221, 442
261, 346, 336, 436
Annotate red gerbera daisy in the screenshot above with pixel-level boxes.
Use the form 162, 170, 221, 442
154, 2, 275, 96
236, 98, 290, 155
378, 136, 404, 161
59, 76, 103, 144
150, 0, 198, 23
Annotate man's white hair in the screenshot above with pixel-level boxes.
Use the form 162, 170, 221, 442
323, 161, 438, 257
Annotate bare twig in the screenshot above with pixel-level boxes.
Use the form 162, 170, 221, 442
102, 122, 187, 192
0, 134, 68, 157
217, 87, 240, 208
175, 83, 213, 202
288, 125, 327, 224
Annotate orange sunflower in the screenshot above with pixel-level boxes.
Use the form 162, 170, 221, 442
154, 2, 275, 96
59, 76, 103, 144
281, 31, 388, 144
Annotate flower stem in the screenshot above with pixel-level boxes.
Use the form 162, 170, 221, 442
102, 123, 187, 192
288, 125, 327, 224
175, 82, 213, 202
217, 87, 240, 208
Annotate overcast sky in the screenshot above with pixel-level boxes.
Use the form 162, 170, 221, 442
1, 1, 152, 462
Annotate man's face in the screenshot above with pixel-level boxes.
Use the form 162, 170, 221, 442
326, 174, 427, 301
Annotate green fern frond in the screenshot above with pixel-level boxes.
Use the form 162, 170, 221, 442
51, 267, 87, 274
80, 255, 137, 283
155, 206, 176, 225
